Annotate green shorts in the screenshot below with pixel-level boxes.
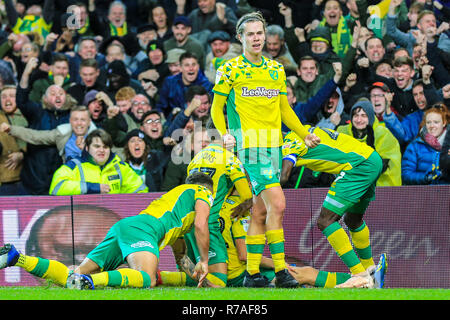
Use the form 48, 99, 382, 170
86, 214, 163, 271
184, 224, 228, 266
323, 152, 383, 216
238, 147, 282, 196
227, 268, 276, 287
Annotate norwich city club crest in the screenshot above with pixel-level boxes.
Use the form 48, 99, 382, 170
269, 70, 278, 80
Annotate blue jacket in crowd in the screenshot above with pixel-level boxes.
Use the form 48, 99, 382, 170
401, 136, 444, 185
156, 69, 213, 124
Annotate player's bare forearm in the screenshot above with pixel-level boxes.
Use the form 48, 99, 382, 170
194, 200, 210, 264
280, 160, 295, 186
260, 256, 275, 269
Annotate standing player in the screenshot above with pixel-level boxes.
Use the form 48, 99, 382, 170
183, 119, 253, 287
0, 172, 214, 289
210, 11, 320, 288
280, 125, 388, 288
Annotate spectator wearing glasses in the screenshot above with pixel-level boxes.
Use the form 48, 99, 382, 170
139, 110, 173, 167
102, 94, 152, 148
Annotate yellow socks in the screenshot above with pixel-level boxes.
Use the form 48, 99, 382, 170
90, 268, 151, 288
322, 222, 366, 275
159, 271, 186, 286
245, 234, 265, 275
349, 221, 374, 269
15, 254, 70, 286
266, 229, 286, 273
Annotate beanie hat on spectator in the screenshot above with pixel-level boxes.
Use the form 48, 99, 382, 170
60, 13, 73, 29
308, 26, 332, 46
146, 40, 165, 55
369, 81, 391, 93
107, 60, 129, 79
350, 99, 375, 126
165, 48, 186, 64
173, 16, 191, 27
137, 24, 157, 34
83, 90, 99, 106
125, 129, 150, 145
207, 31, 231, 44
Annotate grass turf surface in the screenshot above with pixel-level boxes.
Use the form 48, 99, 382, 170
0, 286, 448, 300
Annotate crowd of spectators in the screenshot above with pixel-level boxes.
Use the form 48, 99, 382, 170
0, 0, 449, 196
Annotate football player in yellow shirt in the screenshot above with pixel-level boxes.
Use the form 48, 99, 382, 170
210, 11, 320, 288
0, 173, 214, 289
183, 119, 253, 287
281, 126, 387, 288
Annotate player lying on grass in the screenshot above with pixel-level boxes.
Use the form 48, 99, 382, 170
280, 117, 388, 288
0, 172, 215, 289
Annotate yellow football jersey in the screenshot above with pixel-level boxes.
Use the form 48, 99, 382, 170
12, 15, 52, 37
220, 194, 250, 280
282, 126, 375, 174
213, 54, 287, 149
139, 184, 213, 249
187, 144, 247, 222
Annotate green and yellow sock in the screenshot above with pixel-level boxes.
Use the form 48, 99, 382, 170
322, 222, 366, 275
349, 221, 374, 269
314, 270, 352, 288
245, 234, 265, 275
15, 254, 69, 286
266, 229, 286, 273
178, 271, 228, 288
206, 272, 227, 287
90, 268, 151, 288
159, 271, 186, 286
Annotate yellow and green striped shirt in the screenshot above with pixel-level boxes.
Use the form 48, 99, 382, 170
282, 126, 375, 174
188, 144, 246, 223
139, 184, 213, 249
213, 55, 287, 150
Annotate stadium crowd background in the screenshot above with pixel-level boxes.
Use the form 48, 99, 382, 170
0, 0, 449, 196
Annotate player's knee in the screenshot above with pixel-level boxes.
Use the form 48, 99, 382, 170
317, 208, 340, 231
251, 211, 267, 225
267, 198, 285, 216
343, 212, 363, 230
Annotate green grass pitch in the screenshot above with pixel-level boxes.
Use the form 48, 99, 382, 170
0, 286, 448, 300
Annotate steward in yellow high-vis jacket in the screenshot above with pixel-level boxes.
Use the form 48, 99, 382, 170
49, 129, 148, 195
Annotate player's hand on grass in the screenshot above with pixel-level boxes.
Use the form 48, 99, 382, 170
193, 261, 209, 288
304, 133, 320, 148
